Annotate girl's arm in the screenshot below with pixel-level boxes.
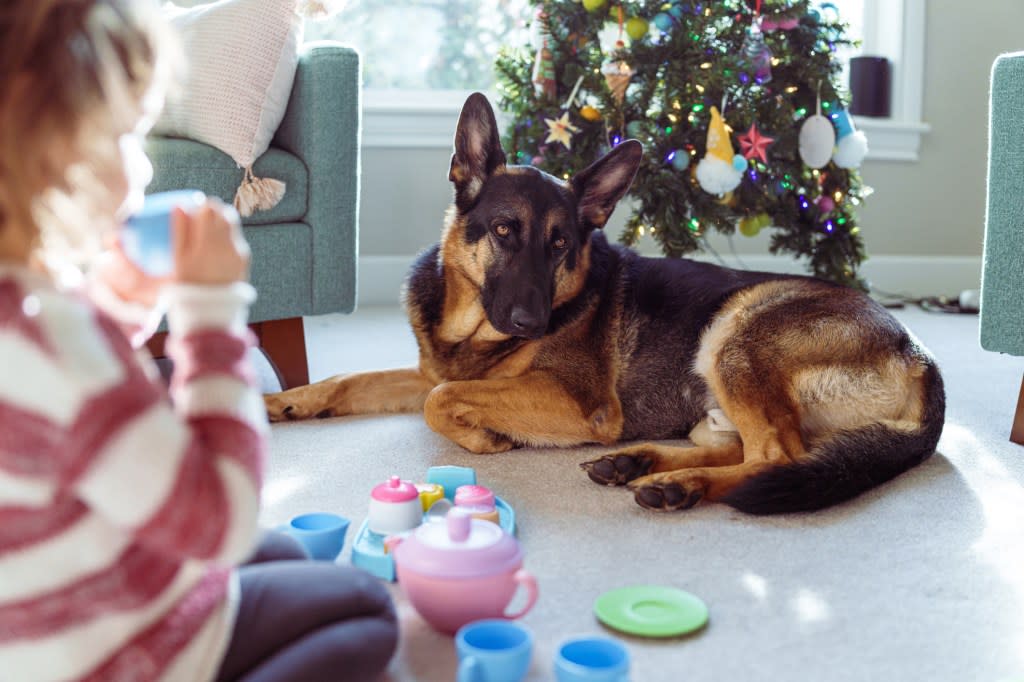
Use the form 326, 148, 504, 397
66, 282, 266, 564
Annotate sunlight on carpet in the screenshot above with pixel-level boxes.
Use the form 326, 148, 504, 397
941, 422, 1024, 668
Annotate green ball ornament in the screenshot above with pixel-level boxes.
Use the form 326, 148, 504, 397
582, 0, 606, 12
671, 151, 690, 171
739, 215, 763, 237
625, 17, 649, 40
739, 212, 772, 237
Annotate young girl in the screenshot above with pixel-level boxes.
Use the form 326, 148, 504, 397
0, 2, 398, 680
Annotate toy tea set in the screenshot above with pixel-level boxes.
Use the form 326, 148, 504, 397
279, 466, 531, 632
280, 465, 709, 682
356, 465, 536, 635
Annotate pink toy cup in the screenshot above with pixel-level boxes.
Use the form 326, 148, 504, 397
455, 484, 500, 525
386, 509, 538, 635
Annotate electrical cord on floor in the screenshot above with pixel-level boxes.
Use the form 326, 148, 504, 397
680, 253, 981, 316
870, 287, 980, 315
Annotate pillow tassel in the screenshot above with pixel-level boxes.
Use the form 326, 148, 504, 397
297, 1, 346, 19
234, 165, 286, 217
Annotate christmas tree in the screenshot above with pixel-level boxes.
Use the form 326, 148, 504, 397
494, 0, 870, 288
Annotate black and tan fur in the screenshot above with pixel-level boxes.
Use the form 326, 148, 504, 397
264, 93, 945, 514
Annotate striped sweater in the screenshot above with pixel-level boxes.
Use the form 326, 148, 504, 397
0, 265, 267, 681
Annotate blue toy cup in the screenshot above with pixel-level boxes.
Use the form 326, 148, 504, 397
280, 513, 351, 561
456, 619, 533, 682
554, 636, 630, 682
121, 190, 205, 276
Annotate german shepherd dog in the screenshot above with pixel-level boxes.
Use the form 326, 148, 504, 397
264, 93, 945, 514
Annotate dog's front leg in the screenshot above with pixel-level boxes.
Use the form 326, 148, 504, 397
423, 372, 623, 454
264, 367, 435, 422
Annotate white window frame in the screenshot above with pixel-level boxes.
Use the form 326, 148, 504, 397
361, 0, 928, 161
852, 0, 929, 161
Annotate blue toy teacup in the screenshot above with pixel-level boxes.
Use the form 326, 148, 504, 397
554, 636, 630, 682
279, 512, 351, 561
456, 619, 533, 682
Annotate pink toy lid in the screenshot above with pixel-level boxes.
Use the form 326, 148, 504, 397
393, 508, 522, 578
454, 484, 495, 509
371, 476, 419, 503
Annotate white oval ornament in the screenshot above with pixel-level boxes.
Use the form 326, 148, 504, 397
799, 114, 836, 169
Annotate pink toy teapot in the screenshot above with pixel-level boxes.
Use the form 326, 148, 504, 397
385, 508, 538, 634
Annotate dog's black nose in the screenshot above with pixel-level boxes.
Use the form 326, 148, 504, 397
510, 306, 546, 338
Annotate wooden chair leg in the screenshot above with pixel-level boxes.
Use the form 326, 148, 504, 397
145, 316, 310, 391
1011, 373, 1024, 446
146, 332, 167, 359
252, 317, 309, 390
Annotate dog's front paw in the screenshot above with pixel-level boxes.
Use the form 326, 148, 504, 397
264, 393, 297, 422
629, 474, 707, 512
580, 450, 655, 486
264, 393, 334, 422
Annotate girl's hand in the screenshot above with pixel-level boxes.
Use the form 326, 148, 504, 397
92, 238, 167, 308
171, 199, 251, 285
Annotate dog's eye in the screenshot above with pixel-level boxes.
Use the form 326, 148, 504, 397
494, 224, 511, 238
553, 236, 568, 250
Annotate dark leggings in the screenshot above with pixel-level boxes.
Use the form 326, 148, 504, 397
215, 532, 398, 682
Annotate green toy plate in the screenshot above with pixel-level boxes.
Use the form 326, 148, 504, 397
594, 585, 709, 638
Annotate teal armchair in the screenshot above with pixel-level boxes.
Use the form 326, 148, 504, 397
981, 51, 1024, 444
144, 42, 360, 388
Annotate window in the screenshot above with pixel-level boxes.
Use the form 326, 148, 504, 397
306, 0, 531, 91
830, 0, 929, 160
314, 0, 925, 157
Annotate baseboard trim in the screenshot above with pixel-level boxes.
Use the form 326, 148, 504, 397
855, 255, 982, 298
359, 255, 415, 307
358, 254, 982, 307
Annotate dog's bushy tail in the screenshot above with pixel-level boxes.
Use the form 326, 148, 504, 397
721, 361, 945, 515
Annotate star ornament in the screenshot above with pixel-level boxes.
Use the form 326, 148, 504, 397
544, 111, 580, 149
738, 122, 775, 163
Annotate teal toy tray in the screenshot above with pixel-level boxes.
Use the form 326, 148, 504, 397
351, 496, 516, 582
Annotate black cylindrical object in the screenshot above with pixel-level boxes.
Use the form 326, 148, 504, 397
849, 56, 892, 117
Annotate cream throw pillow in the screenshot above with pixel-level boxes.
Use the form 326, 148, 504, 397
156, 0, 304, 216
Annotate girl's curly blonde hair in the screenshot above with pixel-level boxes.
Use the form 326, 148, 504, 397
0, 0, 177, 265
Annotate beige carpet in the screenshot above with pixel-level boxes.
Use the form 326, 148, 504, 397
258, 305, 1024, 682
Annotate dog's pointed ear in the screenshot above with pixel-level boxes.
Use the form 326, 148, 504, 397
571, 140, 643, 231
449, 93, 507, 206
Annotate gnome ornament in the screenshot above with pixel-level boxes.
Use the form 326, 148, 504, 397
531, 12, 557, 100
533, 44, 557, 99
696, 106, 748, 195
831, 107, 869, 168
798, 95, 836, 169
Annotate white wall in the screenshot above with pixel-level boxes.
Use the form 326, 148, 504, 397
356, 1, 1024, 305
